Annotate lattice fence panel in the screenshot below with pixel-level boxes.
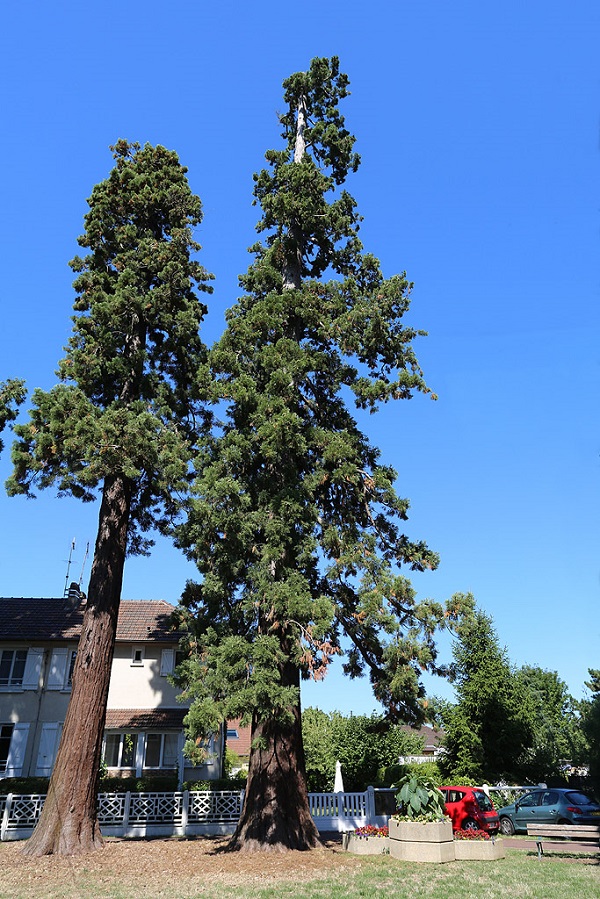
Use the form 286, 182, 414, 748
188, 790, 243, 823
128, 792, 184, 825
98, 793, 127, 825
5, 794, 44, 830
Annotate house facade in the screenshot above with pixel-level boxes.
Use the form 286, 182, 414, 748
0, 592, 221, 784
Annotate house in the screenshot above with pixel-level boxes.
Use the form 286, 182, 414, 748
0, 591, 222, 784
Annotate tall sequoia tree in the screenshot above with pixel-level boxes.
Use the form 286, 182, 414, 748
8, 141, 212, 856
174, 58, 463, 852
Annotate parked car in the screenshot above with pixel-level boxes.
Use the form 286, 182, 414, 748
439, 785, 500, 833
497, 788, 600, 835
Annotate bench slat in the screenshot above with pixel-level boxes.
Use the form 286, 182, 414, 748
526, 822, 600, 859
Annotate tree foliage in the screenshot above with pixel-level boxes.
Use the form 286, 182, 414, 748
9, 141, 212, 856
0, 379, 25, 455
438, 594, 534, 784
581, 668, 600, 796
8, 141, 212, 549
174, 57, 462, 851
301, 708, 424, 792
515, 665, 587, 782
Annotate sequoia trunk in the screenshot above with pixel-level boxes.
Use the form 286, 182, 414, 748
229, 662, 320, 852
22, 474, 132, 857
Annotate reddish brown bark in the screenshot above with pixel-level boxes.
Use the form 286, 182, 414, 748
22, 475, 131, 857
229, 663, 321, 853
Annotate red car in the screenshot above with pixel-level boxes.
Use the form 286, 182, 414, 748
439, 786, 500, 833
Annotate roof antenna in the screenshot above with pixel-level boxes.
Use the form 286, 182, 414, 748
63, 539, 76, 598
78, 542, 90, 593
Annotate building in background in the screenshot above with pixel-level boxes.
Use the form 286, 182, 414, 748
0, 592, 221, 783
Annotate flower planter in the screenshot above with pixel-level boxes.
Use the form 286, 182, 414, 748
389, 818, 454, 864
454, 837, 505, 860
342, 833, 390, 855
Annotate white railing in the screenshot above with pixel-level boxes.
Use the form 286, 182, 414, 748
1, 788, 393, 841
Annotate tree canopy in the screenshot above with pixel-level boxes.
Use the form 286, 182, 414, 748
438, 594, 535, 784
0, 379, 25, 456
302, 708, 425, 792
515, 665, 587, 782
174, 56, 463, 851
8, 141, 213, 550
9, 140, 212, 856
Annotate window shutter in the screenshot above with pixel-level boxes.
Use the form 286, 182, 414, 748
22, 648, 44, 689
5, 723, 30, 776
47, 648, 68, 689
35, 722, 63, 775
160, 649, 175, 676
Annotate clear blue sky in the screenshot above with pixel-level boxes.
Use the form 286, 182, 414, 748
1, 2, 598, 714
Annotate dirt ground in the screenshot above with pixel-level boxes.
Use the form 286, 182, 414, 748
0, 834, 351, 897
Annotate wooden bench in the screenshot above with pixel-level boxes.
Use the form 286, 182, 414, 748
526, 823, 600, 859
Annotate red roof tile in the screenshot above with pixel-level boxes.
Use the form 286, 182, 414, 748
0, 598, 184, 643
105, 709, 187, 729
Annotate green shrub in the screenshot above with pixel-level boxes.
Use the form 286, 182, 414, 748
183, 776, 246, 792
0, 776, 50, 795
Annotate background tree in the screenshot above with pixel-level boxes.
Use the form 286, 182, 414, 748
174, 57, 463, 852
581, 669, 600, 796
0, 379, 25, 454
438, 594, 533, 784
515, 665, 587, 783
8, 141, 212, 856
302, 708, 425, 792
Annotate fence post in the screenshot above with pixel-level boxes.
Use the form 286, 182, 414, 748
182, 790, 189, 837
123, 791, 131, 834
366, 786, 376, 826
1, 794, 13, 842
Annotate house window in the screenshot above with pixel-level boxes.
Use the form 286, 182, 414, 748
0, 724, 14, 773
226, 728, 239, 739
0, 650, 27, 687
144, 733, 179, 769
48, 648, 78, 690
103, 732, 138, 768
66, 651, 77, 686
131, 646, 144, 666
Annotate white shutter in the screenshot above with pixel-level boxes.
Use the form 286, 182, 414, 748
47, 648, 68, 689
160, 649, 175, 676
5, 723, 30, 776
22, 648, 44, 689
35, 722, 63, 775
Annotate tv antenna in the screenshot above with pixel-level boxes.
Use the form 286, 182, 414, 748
63, 539, 76, 598
63, 540, 90, 598
78, 542, 90, 590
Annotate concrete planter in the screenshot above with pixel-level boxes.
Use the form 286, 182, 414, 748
454, 837, 505, 860
342, 833, 390, 855
389, 818, 454, 864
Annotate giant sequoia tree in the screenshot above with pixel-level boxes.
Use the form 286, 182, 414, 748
175, 58, 462, 852
8, 141, 212, 856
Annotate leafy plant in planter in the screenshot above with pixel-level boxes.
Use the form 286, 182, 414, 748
394, 773, 448, 822
389, 773, 454, 863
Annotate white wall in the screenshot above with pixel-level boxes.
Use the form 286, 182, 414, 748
107, 644, 182, 709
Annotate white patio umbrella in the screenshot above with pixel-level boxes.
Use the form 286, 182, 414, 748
334, 759, 345, 793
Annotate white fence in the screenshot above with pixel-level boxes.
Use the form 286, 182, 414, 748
0, 787, 394, 842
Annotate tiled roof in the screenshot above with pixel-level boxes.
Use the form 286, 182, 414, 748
0, 598, 184, 643
105, 708, 187, 729
400, 723, 444, 750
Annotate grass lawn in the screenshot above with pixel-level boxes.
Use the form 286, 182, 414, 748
0, 841, 597, 898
